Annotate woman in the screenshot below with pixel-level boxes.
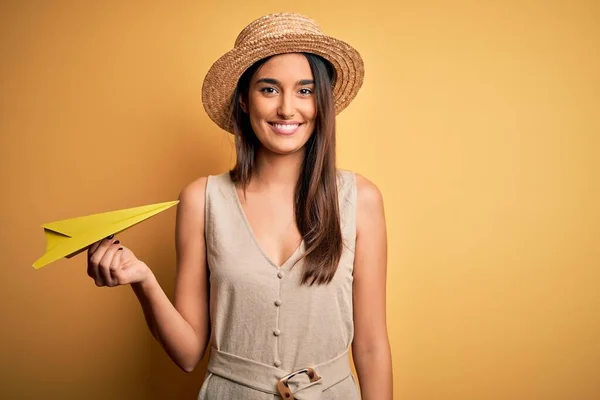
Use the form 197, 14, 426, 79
87, 12, 392, 400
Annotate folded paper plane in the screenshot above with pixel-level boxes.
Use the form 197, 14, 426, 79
33, 200, 179, 269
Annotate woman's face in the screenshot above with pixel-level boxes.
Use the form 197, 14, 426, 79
241, 53, 316, 155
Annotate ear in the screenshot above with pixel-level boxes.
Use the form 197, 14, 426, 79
239, 94, 248, 113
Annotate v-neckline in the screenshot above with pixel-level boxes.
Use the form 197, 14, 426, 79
228, 174, 304, 270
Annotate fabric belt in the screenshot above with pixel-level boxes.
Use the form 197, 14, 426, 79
207, 346, 352, 399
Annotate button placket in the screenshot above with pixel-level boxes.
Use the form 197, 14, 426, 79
274, 269, 284, 367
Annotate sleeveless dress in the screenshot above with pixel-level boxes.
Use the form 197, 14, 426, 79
197, 170, 360, 400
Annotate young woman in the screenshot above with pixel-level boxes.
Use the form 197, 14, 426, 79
87, 12, 392, 400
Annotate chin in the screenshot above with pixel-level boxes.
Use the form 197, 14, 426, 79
264, 140, 306, 155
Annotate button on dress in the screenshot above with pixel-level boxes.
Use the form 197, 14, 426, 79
197, 170, 359, 399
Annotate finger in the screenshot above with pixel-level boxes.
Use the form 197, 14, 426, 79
89, 237, 115, 261
88, 234, 115, 256
99, 240, 121, 287
88, 241, 102, 256
109, 245, 124, 285
88, 237, 117, 285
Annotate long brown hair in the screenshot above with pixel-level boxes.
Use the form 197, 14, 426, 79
230, 53, 343, 286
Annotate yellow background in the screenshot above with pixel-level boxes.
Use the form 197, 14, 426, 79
1, 1, 598, 399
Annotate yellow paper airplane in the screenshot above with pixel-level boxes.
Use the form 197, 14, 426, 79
33, 200, 179, 269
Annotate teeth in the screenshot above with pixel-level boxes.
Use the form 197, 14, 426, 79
274, 123, 299, 131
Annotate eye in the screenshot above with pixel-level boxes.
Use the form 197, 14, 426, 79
299, 88, 313, 95
259, 87, 278, 94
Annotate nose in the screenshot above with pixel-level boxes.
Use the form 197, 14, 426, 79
277, 92, 296, 119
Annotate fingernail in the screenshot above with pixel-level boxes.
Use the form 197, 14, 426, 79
107, 234, 114, 239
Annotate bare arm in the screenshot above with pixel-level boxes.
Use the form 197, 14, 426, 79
131, 176, 211, 372
352, 174, 393, 399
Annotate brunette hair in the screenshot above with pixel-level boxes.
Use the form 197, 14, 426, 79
229, 53, 342, 286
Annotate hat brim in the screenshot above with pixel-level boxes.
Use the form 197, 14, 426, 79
202, 33, 364, 134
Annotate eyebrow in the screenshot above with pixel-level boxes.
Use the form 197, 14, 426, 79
256, 78, 315, 86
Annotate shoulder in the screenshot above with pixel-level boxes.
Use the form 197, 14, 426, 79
352, 172, 385, 234
347, 171, 384, 212
336, 169, 383, 210
178, 171, 230, 203
176, 175, 213, 224
178, 176, 209, 205
177, 171, 232, 218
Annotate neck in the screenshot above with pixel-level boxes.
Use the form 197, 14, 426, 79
251, 146, 305, 191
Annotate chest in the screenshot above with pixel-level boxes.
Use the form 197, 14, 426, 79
235, 187, 302, 268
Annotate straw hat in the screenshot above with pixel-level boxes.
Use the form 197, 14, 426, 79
201, 12, 365, 134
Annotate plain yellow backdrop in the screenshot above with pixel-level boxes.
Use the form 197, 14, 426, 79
1, 1, 598, 399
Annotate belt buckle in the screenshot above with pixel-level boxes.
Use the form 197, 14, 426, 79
277, 367, 321, 399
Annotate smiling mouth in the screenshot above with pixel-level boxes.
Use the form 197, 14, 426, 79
268, 122, 303, 135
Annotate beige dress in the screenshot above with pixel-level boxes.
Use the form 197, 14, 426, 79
197, 170, 360, 400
